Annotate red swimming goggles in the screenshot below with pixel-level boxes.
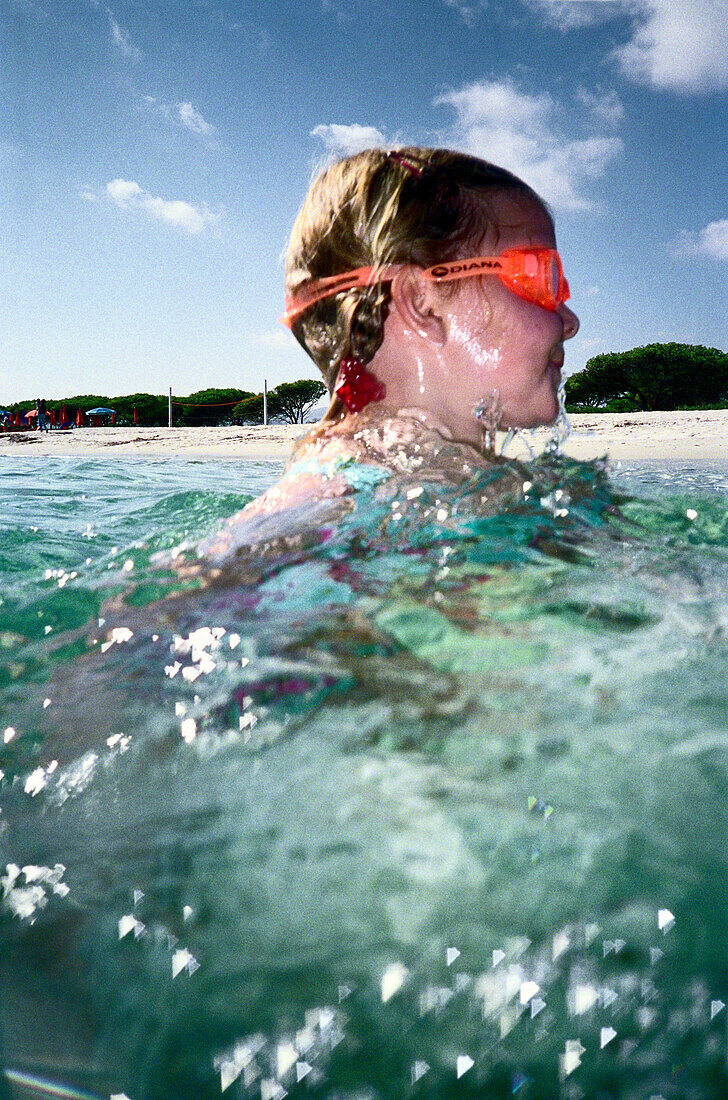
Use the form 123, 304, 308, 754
281, 247, 570, 328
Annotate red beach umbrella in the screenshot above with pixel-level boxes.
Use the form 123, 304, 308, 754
76, 408, 84, 427
61, 404, 68, 423
133, 406, 138, 425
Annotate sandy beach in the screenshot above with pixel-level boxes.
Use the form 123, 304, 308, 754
0, 410, 727, 464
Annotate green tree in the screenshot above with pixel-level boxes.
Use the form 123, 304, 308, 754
12, 393, 168, 425
565, 359, 633, 410
565, 343, 728, 412
4, 379, 331, 426
174, 388, 254, 426
232, 393, 282, 424
111, 393, 168, 425
231, 380, 326, 425
45, 395, 114, 415
272, 379, 327, 423
36, 394, 123, 424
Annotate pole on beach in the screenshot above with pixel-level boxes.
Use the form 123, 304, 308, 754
263, 380, 268, 427
168, 388, 172, 429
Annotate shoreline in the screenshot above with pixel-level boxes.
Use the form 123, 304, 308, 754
0, 410, 727, 464
0, 423, 303, 460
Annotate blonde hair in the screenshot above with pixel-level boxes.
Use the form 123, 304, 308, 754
285, 146, 549, 420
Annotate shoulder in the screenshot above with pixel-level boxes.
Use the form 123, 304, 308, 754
198, 431, 390, 566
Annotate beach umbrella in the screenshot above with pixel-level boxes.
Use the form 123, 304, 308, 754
85, 407, 116, 416
76, 408, 84, 427
61, 404, 68, 422
133, 406, 138, 425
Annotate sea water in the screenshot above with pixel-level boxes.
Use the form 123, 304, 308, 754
0, 454, 727, 1099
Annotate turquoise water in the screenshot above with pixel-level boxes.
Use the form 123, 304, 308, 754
1, 454, 728, 1099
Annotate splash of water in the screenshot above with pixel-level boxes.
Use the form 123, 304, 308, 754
473, 390, 502, 458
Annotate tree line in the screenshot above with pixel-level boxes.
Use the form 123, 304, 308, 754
15, 343, 726, 423
565, 343, 728, 412
4, 380, 327, 427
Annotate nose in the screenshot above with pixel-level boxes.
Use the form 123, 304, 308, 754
559, 303, 579, 340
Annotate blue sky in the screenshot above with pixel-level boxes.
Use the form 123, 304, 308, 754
2, 0, 728, 403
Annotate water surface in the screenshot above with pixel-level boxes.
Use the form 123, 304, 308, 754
1, 454, 727, 1099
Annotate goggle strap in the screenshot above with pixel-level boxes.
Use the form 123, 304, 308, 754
282, 264, 399, 328
282, 249, 568, 327
419, 257, 507, 283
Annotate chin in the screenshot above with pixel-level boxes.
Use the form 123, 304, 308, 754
507, 406, 558, 431
539, 409, 560, 430
536, 391, 561, 428
496, 388, 561, 431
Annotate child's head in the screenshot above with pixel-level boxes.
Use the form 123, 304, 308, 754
285, 147, 551, 399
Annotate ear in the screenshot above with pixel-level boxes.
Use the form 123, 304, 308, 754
390, 267, 447, 345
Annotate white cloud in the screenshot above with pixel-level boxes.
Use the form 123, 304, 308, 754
106, 9, 141, 62
613, 0, 728, 92
444, 0, 487, 28
534, 0, 728, 92
211, 14, 273, 53
675, 220, 728, 262
106, 179, 221, 235
142, 97, 216, 138
311, 123, 386, 155
177, 102, 214, 136
575, 87, 624, 127
107, 178, 142, 204
526, 0, 620, 31
251, 329, 295, 349
434, 80, 622, 211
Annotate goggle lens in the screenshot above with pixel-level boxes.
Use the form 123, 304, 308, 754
549, 253, 559, 300
489, 249, 567, 312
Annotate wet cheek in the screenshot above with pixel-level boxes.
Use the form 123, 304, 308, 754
449, 307, 503, 374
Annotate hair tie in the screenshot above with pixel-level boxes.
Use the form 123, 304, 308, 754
335, 357, 386, 413
388, 150, 425, 178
